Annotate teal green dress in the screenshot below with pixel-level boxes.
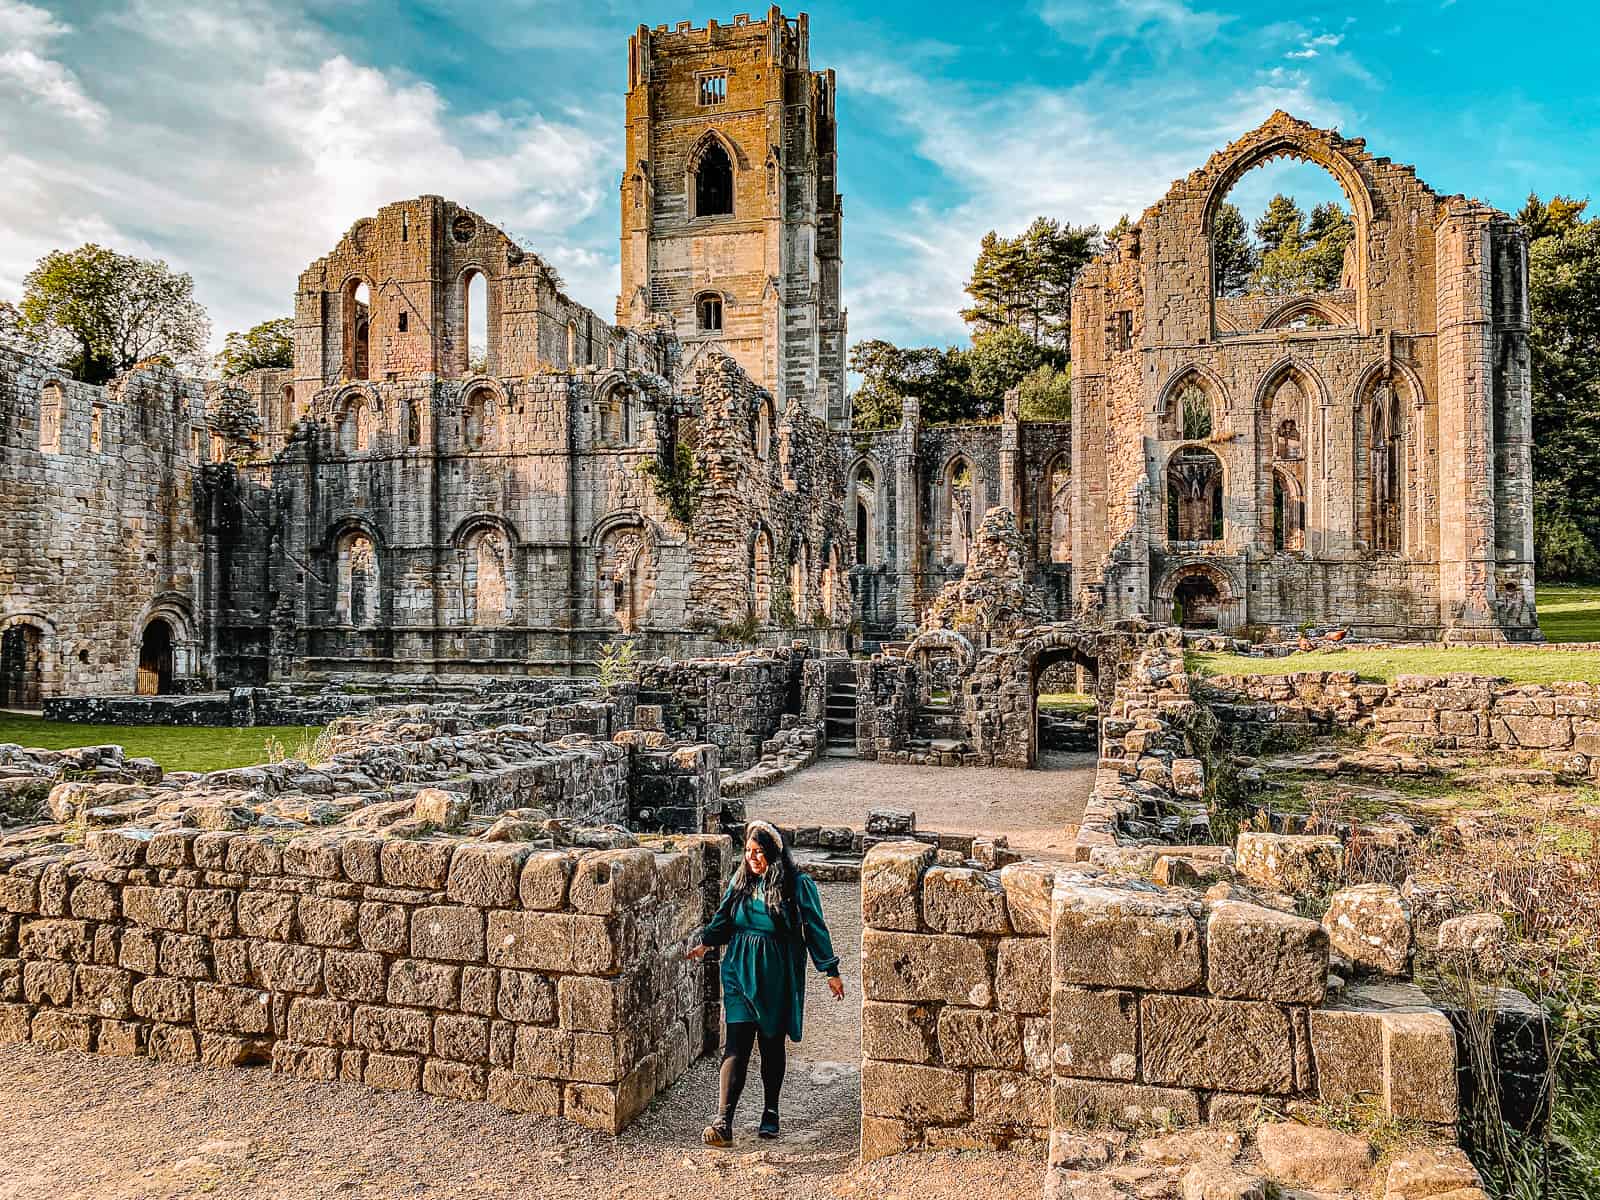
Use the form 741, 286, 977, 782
698, 873, 839, 1042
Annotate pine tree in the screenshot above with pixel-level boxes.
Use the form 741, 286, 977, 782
1211, 203, 1257, 297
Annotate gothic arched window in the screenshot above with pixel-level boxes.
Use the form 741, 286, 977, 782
695, 141, 734, 217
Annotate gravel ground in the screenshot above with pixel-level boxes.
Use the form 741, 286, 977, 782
751, 753, 1096, 859
0, 881, 1043, 1200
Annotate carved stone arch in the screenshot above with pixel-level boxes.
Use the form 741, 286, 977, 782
847, 454, 885, 567
748, 521, 776, 621
1157, 365, 1227, 441
593, 372, 644, 446
1201, 130, 1375, 334
1, 609, 57, 708
131, 593, 198, 694
1350, 358, 1426, 413
687, 130, 742, 220
686, 127, 748, 174
1042, 450, 1073, 564
1164, 443, 1226, 543
1153, 560, 1241, 630
325, 518, 383, 629
1260, 296, 1352, 331
451, 514, 518, 627
339, 274, 375, 381
1352, 361, 1421, 555
457, 377, 509, 452
593, 513, 655, 631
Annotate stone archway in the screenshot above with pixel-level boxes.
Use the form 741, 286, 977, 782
136, 618, 176, 696
1, 622, 44, 709
1154, 563, 1239, 631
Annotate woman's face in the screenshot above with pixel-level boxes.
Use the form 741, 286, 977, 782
744, 836, 769, 877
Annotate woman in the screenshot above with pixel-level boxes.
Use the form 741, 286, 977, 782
686, 820, 844, 1146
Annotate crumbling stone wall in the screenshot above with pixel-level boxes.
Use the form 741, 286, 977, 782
1070, 111, 1536, 642
0, 824, 730, 1133
636, 645, 806, 770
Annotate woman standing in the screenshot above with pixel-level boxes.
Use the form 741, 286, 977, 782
686, 820, 844, 1146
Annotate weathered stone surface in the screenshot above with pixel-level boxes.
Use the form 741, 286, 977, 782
862, 841, 935, 932
1205, 900, 1328, 1003
1255, 1122, 1374, 1192
1234, 834, 1344, 895
861, 929, 993, 1007
1181, 1164, 1265, 1200
996, 937, 1050, 1014
936, 1007, 1023, 1070
861, 1000, 937, 1064
860, 1060, 970, 1123
1436, 912, 1508, 977
1141, 995, 1294, 1094
1053, 1079, 1201, 1129
1382, 1010, 1458, 1123
1384, 1145, 1486, 1200
1052, 986, 1138, 1081
1324, 884, 1413, 976
998, 862, 1056, 936
1052, 880, 1201, 992
923, 867, 1011, 934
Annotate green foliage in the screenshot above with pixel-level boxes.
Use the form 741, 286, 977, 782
18, 244, 210, 384
595, 638, 640, 687
967, 325, 1066, 403
849, 338, 978, 429
1017, 362, 1071, 421
638, 440, 705, 526
961, 217, 1101, 350
0, 715, 323, 774
1524, 196, 1600, 581
217, 317, 293, 377
714, 609, 761, 644
1211, 203, 1257, 297
1246, 195, 1354, 296
1536, 586, 1600, 643
1253, 193, 1305, 254
1180, 385, 1213, 440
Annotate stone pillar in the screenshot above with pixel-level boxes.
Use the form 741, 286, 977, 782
894, 397, 920, 632
998, 387, 1021, 517
1435, 206, 1500, 640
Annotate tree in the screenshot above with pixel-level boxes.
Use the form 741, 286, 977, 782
849, 339, 975, 430
1211, 203, 1257, 297
1017, 362, 1071, 422
1254, 194, 1306, 253
966, 326, 1063, 408
17, 244, 210, 384
1304, 202, 1354, 291
962, 217, 1100, 351
1524, 196, 1600, 580
217, 317, 293, 377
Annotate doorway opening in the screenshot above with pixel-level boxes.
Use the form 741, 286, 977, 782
136, 618, 175, 696
0, 623, 44, 709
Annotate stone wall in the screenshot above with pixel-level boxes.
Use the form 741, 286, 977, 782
637, 647, 806, 770
0, 824, 730, 1133
859, 842, 1054, 1158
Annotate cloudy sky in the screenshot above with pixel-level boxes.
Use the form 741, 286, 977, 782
2, 0, 1596, 357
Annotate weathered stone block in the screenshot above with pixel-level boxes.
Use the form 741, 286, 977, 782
297, 895, 359, 948
411, 905, 485, 963
861, 841, 936, 932
861, 1000, 937, 1064
1309, 1007, 1384, 1102
1052, 986, 1138, 1081
380, 839, 454, 890
434, 1013, 489, 1063
324, 950, 386, 1002
568, 848, 655, 915
446, 844, 528, 909
1324, 884, 1412, 976
937, 1006, 1023, 1070
1383, 1010, 1457, 1123
194, 983, 272, 1034
288, 997, 352, 1045
185, 889, 236, 938
364, 1051, 422, 1092
1206, 901, 1328, 1004
998, 862, 1056, 936
519, 851, 574, 910
1255, 1122, 1374, 1192
1436, 913, 1507, 977
387, 958, 459, 1008
924, 867, 1012, 934
558, 976, 620, 1032
487, 1068, 562, 1115
73, 965, 132, 1019
1234, 833, 1343, 894
1141, 995, 1293, 1094
354, 1004, 432, 1055
861, 929, 992, 1006
1052, 1079, 1201, 1129
237, 891, 296, 941
1052, 881, 1201, 992
861, 1059, 970, 1123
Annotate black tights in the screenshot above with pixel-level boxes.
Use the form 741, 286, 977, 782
717, 1022, 786, 1123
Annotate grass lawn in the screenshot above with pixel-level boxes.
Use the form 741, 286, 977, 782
1537, 584, 1600, 643
0, 715, 323, 774
1187, 646, 1600, 685
1037, 692, 1097, 713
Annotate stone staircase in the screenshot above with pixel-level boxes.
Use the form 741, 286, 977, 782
824, 674, 858, 756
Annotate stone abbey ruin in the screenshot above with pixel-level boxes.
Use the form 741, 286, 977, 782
0, 9, 1584, 1200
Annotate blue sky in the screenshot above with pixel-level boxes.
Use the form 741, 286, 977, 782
2, 0, 1596, 357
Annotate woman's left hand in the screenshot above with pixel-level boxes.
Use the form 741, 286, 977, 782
827, 975, 845, 1001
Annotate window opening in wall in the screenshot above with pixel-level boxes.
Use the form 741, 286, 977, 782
398, 311, 408, 333
1272, 471, 1304, 552
38, 381, 63, 453
0, 623, 44, 708
464, 388, 495, 451
855, 500, 869, 565
281, 386, 295, 432
1167, 447, 1224, 543
1173, 575, 1223, 629
698, 73, 727, 106
1048, 459, 1071, 563
464, 271, 487, 376
753, 401, 772, 460
1113, 310, 1133, 352
339, 397, 366, 454
89, 407, 103, 453
338, 534, 379, 627
345, 280, 372, 381
567, 321, 579, 369
697, 294, 724, 332
1211, 157, 1353, 300
1367, 379, 1403, 552
695, 141, 734, 217
945, 458, 977, 565
401, 211, 409, 242
1180, 383, 1213, 440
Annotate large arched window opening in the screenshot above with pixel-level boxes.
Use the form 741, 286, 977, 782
1046, 456, 1071, 563
750, 528, 773, 622
598, 524, 653, 631
463, 270, 488, 376
460, 527, 512, 626
344, 280, 371, 380
1167, 447, 1224, 543
1363, 377, 1405, 553
463, 387, 497, 451
1159, 373, 1221, 443
788, 540, 809, 624
338, 395, 367, 454
696, 293, 724, 333
1209, 154, 1357, 302
752, 398, 773, 460
941, 456, 983, 566
335, 533, 379, 627
1272, 470, 1304, 552
598, 382, 636, 446
694, 140, 734, 218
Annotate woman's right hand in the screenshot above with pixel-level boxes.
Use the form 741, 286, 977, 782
685, 944, 708, 961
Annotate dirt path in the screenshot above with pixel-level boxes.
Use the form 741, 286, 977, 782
751, 753, 1096, 859
0, 881, 1042, 1200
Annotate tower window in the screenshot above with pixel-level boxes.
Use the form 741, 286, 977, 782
698, 73, 727, 106
694, 140, 734, 217
697, 295, 723, 332
398, 311, 408, 332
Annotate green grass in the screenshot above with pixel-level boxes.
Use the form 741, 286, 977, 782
1188, 646, 1600, 685
1038, 692, 1097, 713
1537, 584, 1600, 643
0, 715, 324, 774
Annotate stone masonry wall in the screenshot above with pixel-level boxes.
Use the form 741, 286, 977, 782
0, 825, 730, 1133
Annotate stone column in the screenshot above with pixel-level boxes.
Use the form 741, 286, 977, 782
895, 397, 920, 632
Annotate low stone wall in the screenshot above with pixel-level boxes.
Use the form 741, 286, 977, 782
637, 647, 807, 770
0, 825, 730, 1132
1200, 671, 1600, 774
859, 842, 1055, 1158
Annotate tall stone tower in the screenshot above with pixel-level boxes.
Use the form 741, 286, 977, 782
618, 8, 847, 427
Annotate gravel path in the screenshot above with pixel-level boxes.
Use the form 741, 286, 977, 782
0, 881, 1043, 1200
751, 753, 1096, 859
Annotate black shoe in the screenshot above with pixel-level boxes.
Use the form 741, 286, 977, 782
758, 1108, 780, 1139
702, 1118, 733, 1148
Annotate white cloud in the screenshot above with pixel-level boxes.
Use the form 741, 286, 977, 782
1287, 32, 1343, 60
1036, 0, 1231, 49
0, 1, 105, 127
0, 1, 619, 351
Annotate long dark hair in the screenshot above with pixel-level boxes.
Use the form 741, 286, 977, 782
730, 822, 803, 936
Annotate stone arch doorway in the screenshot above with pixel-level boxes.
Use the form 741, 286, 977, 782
1173, 575, 1221, 629
1, 622, 44, 709
1029, 643, 1101, 770
136, 618, 175, 696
